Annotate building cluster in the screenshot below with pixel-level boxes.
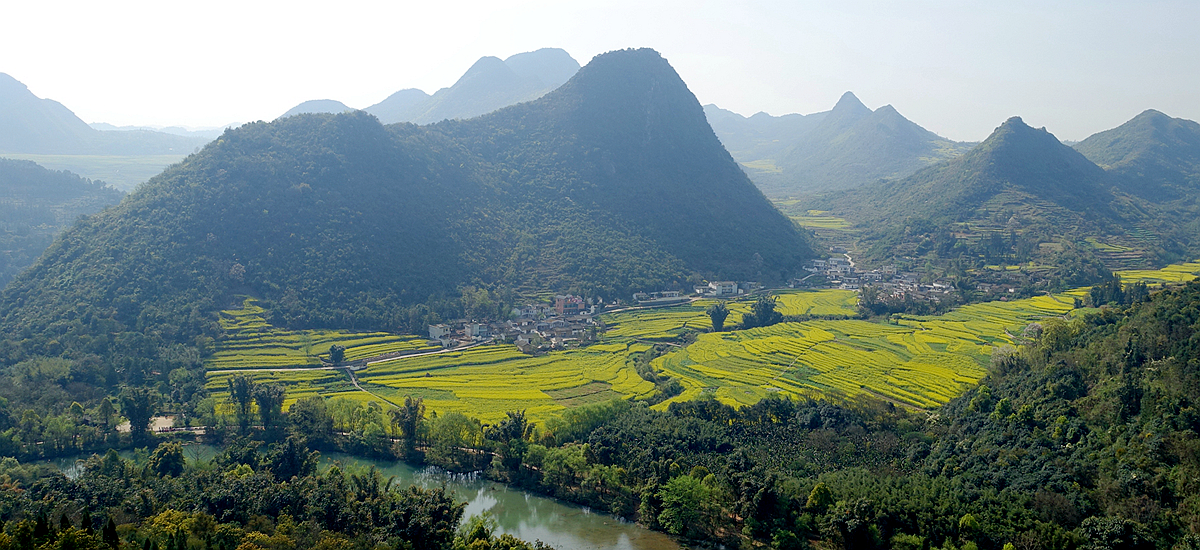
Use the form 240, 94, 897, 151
428, 294, 601, 353
795, 255, 958, 302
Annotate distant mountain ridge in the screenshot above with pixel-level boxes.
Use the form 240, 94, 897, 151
707, 92, 970, 197
277, 48, 582, 126
1, 48, 809, 353
279, 99, 353, 119
0, 73, 209, 155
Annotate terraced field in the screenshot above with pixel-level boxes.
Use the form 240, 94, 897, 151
204, 261, 1200, 423
207, 298, 437, 370
358, 343, 657, 422
653, 291, 1076, 410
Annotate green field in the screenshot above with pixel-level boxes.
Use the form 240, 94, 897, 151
790, 212, 853, 230
207, 297, 437, 370
204, 262, 1200, 423
651, 292, 1074, 410
1115, 260, 1200, 284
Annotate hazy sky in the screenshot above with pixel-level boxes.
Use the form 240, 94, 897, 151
2, 0, 1197, 142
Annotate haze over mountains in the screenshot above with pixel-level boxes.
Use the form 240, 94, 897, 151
705, 91, 971, 197
280, 48, 582, 125
2, 49, 808, 343
0, 73, 208, 156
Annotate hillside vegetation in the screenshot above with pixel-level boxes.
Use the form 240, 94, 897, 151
0, 158, 123, 288
0, 49, 810, 392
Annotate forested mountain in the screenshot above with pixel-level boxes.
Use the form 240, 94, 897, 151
0, 48, 810, 367
278, 99, 354, 119
0, 158, 123, 288
0, 73, 208, 155
364, 48, 581, 124
707, 92, 969, 197
842, 117, 1118, 227
1074, 109, 1200, 201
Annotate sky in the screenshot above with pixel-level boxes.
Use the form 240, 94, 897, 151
2, 0, 1198, 142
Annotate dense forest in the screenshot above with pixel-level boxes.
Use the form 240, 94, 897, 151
0, 158, 123, 288
4, 279, 1200, 548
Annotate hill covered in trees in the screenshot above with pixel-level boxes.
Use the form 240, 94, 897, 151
1074, 109, 1200, 202
0, 158, 123, 288
0, 48, 810, 370
707, 92, 969, 197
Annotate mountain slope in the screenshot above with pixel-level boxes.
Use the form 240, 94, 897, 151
840, 117, 1117, 224
0, 73, 208, 155
707, 92, 969, 197
0, 48, 810, 360
362, 88, 430, 124
279, 99, 354, 118
0, 158, 123, 288
1074, 109, 1200, 201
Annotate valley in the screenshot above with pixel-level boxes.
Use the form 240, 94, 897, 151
201, 262, 1198, 424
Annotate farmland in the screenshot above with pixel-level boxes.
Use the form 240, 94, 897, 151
204, 261, 1200, 423
207, 297, 437, 370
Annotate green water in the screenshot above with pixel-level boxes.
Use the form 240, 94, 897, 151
41, 445, 679, 550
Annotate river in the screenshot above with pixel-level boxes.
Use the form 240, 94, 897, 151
40, 445, 680, 550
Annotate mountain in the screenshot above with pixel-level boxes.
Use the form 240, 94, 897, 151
0, 48, 810, 362
365, 48, 581, 124
803, 116, 1146, 269
362, 88, 430, 124
0, 158, 123, 288
702, 104, 827, 189
1074, 109, 1200, 201
280, 99, 354, 119
0, 73, 209, 155
850, 116, 1117, 223
707, 92, 970, 197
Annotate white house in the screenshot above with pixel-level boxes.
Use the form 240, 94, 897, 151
429, 324, 452, 340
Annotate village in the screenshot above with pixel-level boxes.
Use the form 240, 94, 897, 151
424, 250, 990, 354
792, 249, 969, 305
426, 280, 765, 354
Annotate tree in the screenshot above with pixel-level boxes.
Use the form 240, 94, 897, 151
228, 375, 256, 433
657, 475, 712, 538
706, 301, 730, 332
289, 395, 334, 446
806, 482, 835, 513
254, 384, 287, 434
148, 442, 185, 477
742, 295, 782, 329
119, 387, 159, 441
390, 396, 425, 458
329, 345, 346, 365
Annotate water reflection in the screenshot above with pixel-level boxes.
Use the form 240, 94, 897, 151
41, 447, 679, 550
322, 453, 679, 550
